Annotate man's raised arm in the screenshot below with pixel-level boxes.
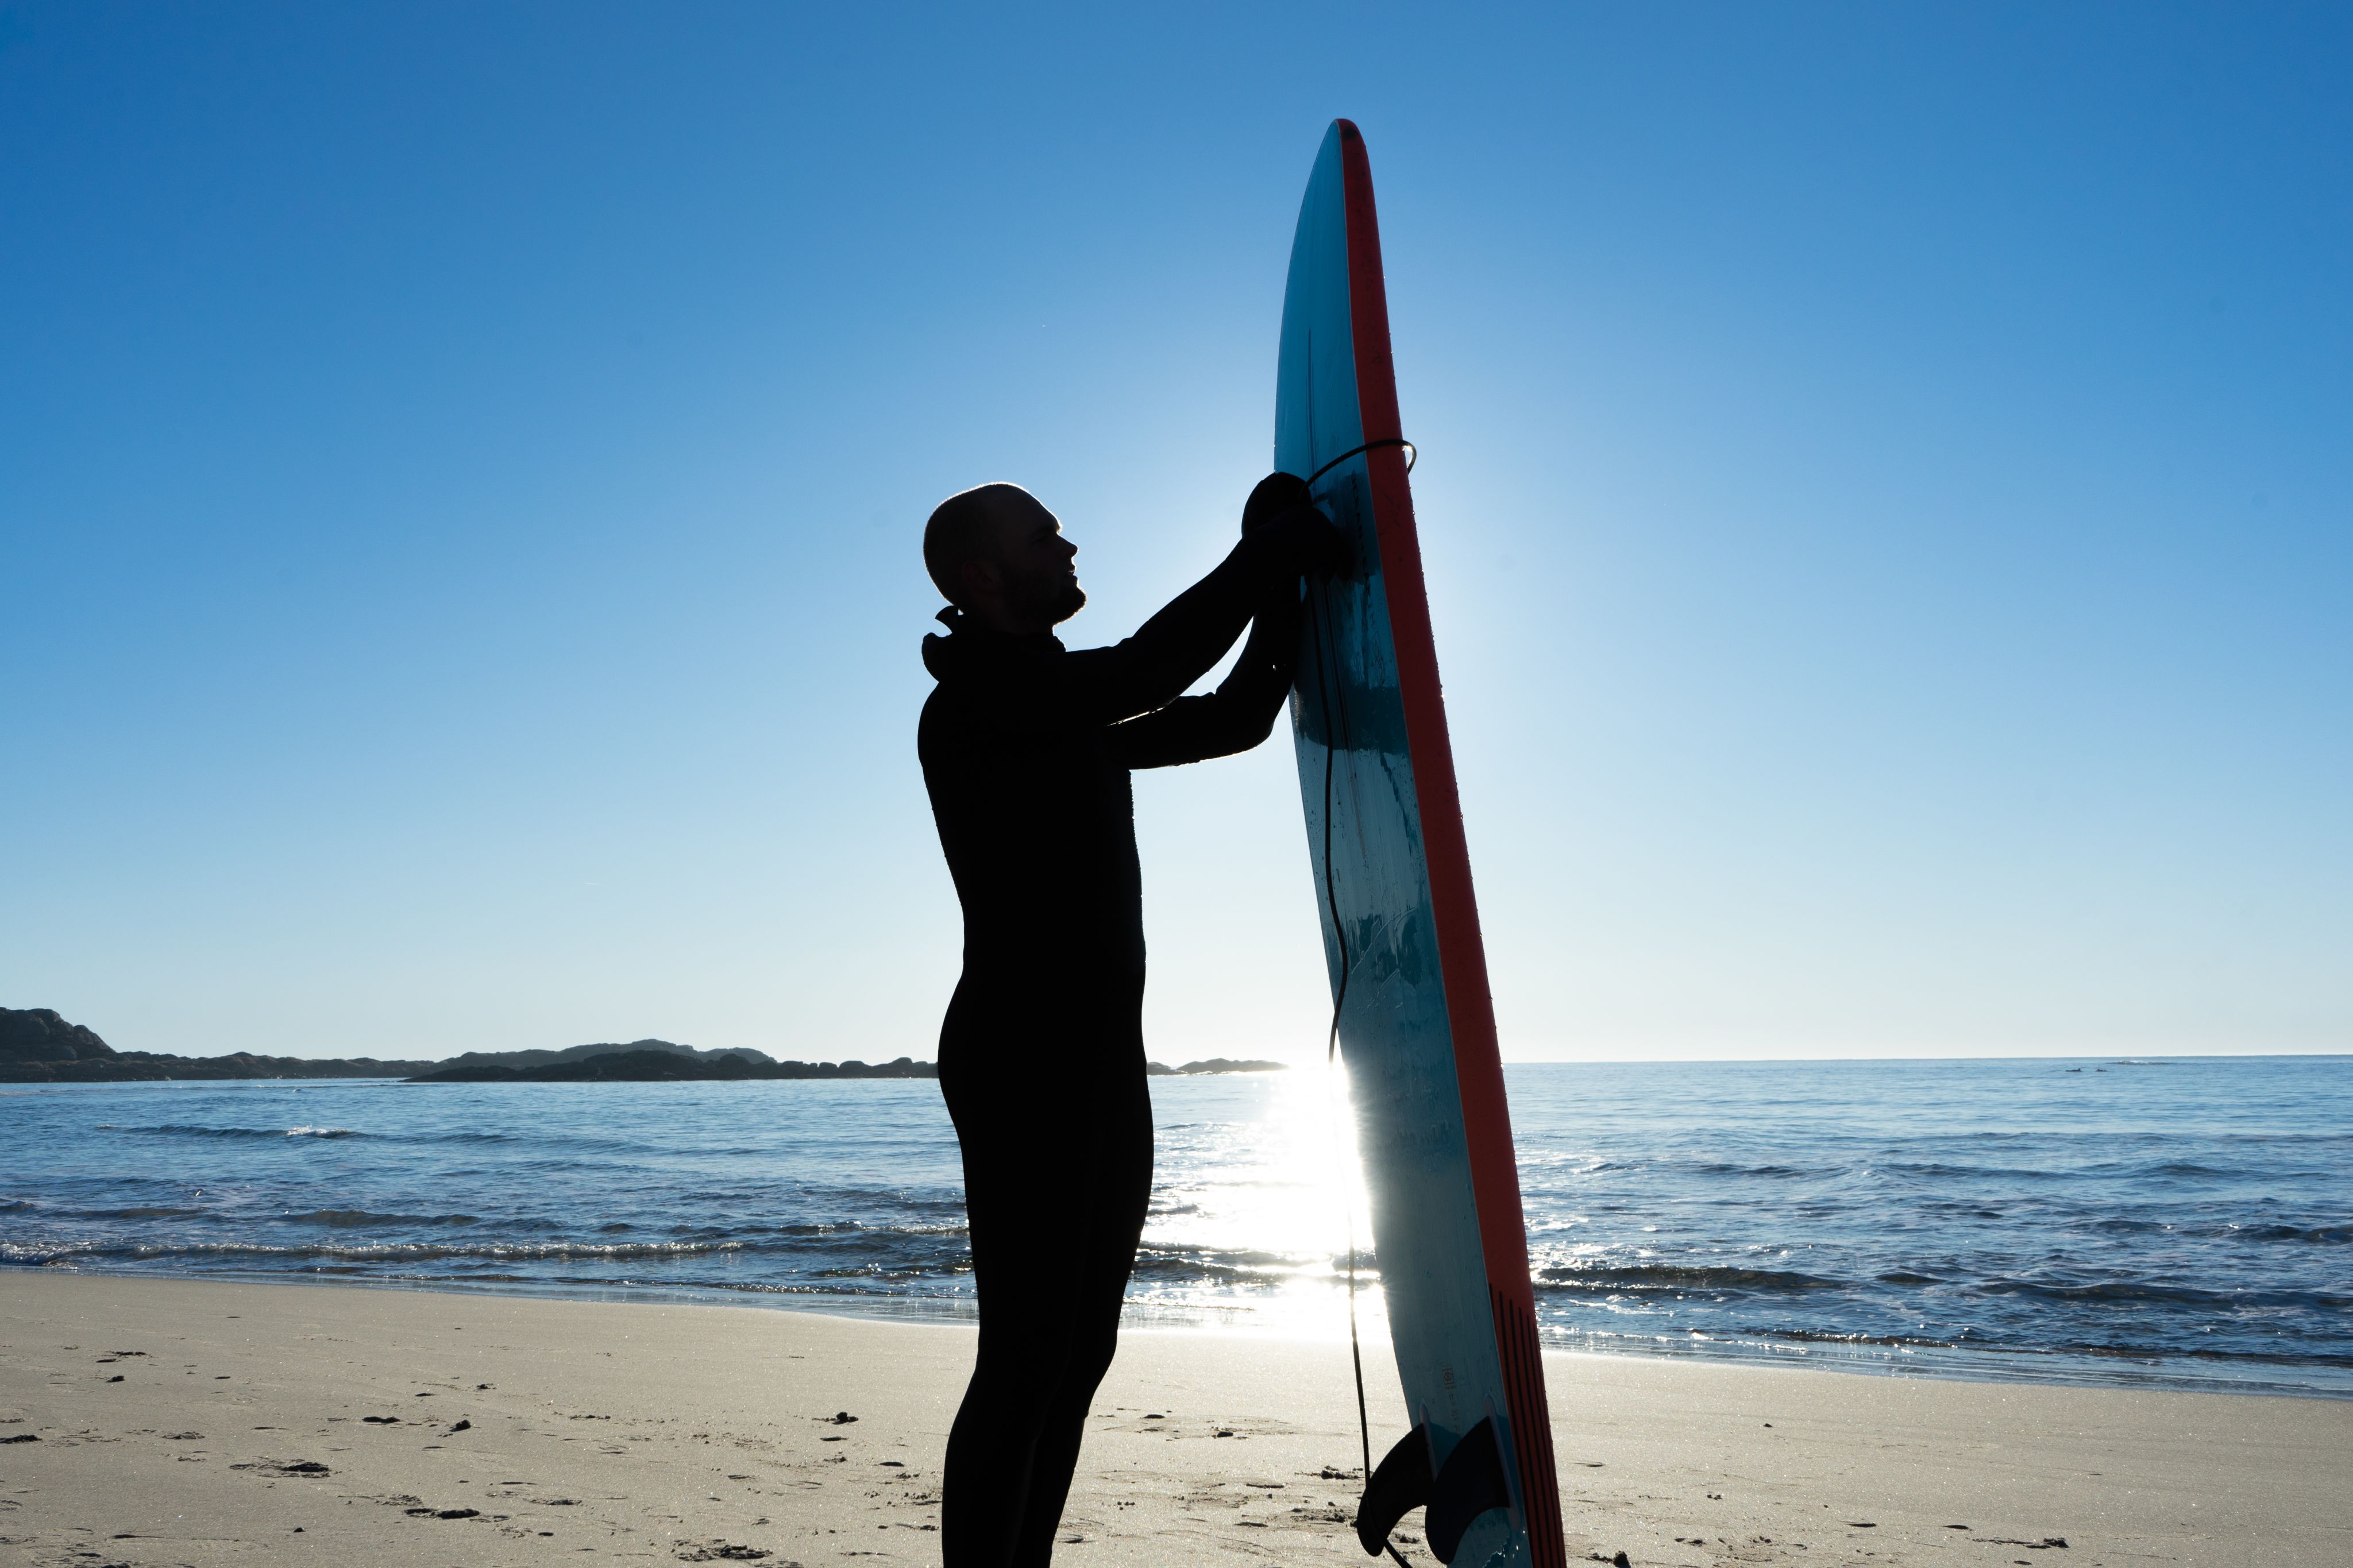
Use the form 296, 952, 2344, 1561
943, 477, 1337, 736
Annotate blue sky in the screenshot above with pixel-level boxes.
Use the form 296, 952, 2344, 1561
5, 3, 2346, 1063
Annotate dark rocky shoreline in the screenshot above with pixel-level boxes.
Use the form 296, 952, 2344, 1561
0, 1009, 436, 1083
407, 1048, 939, 1083
1, 1008, 1286, 1084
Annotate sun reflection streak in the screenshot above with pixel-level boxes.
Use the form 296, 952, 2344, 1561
1129, 1062, 1387, 1340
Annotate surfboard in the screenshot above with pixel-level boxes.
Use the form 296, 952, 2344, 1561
1277, 121, 1567, 1568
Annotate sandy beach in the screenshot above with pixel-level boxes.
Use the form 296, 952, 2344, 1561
2, 1273, 2346, 1568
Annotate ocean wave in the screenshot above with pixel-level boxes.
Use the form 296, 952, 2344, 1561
746, 1221, 959, 1240
3, 1212, 994, 1266
793, 1186, 966, 1213
808, 1255, 971, 1282
1974, 1276, 2353, 1310
1737, 1326, 1960, 1350
2084, 1217, 2352, 1244
2235, 1223, 2353, 1245
1536, 1264, 1846, 1295
624, 1279, 976, 1301
272, 1210, 481, 1229
0, 1237, 759, 1265
1129, 1248, 1322, 1288
118, 1123, 368, 1141
2063, 1343, 2353, 1368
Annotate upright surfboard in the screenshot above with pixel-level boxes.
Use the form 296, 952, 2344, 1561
1278, 121, 1567, 1568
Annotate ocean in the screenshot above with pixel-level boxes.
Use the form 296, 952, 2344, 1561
3, 1056, 2347, 1397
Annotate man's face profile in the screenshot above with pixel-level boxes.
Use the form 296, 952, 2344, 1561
982, 492, 1086, 627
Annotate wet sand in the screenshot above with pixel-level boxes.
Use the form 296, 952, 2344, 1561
2, 1273, 2346, 1567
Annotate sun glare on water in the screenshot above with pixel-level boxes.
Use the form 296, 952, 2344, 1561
1129, 1061, 1387, 1340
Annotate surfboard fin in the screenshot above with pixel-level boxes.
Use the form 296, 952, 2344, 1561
1426, 1417, 1514, 1562
1355, 1424, 1430, 1557
1355, 1418, 1514, 1563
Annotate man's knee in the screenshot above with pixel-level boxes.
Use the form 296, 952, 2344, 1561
1056, 1310, 1123, 1396
970, 1314, 1114, 1404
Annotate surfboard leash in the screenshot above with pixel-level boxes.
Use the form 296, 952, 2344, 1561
1305, 567, 1364, 1443
1303, 501, 1415, 1568
1306, 437, 1417, 489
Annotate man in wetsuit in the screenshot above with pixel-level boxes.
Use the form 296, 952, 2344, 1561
918, 474, 1338, 1568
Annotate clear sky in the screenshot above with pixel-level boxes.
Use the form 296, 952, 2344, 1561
4, 3, 2346, 1064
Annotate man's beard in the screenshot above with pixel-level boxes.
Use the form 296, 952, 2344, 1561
1012, 575, 1086, 627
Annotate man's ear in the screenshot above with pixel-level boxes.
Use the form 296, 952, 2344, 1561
958, 556, 1004, 601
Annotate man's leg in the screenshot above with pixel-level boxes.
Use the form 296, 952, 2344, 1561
1006, 1067, 1155, 1567
940, 1051, 1090, 1568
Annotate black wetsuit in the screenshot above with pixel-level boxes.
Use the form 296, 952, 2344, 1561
918, 504, 1326, 1568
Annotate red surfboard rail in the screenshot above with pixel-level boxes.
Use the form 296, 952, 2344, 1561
1333, 118, 1568, 1568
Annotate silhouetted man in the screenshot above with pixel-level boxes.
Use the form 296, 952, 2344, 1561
918, 475, 1337, 1568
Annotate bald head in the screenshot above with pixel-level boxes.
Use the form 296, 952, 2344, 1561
924, 484, 1031, 604
924, 482, 1086, 633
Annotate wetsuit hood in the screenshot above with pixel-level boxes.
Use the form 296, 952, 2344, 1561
921, 605, 1064, 683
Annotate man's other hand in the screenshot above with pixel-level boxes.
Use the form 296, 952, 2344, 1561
1239, 472, 1346, 578
1259, 508, 1347, 581
1241, 472, 1314, 535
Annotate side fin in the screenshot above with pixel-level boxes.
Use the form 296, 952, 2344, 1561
1354, 1425, 1432, 1556
1427, 1416, 1514, 1563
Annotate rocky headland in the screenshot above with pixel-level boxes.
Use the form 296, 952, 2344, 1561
408, 1048, 938, 1083
0, 1007, 435, 1084
1, 1008, 1289, 1084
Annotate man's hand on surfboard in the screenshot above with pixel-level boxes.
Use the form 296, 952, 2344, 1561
1240, 472, 1345, 578
1242, 470, 1314, 534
